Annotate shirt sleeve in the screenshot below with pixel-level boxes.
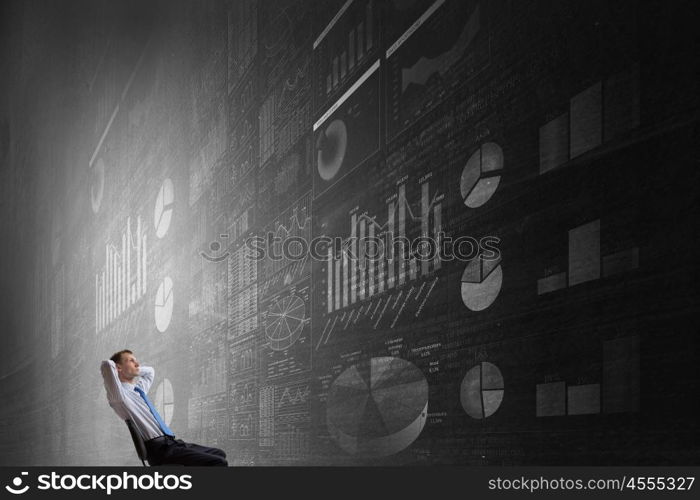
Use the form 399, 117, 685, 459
100, 360, 129, 420
136, 366, 155, 393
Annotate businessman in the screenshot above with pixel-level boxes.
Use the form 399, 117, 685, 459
101, 349, 228, 466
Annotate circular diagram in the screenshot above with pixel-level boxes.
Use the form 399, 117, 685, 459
326, 356, 428, 457
460, 362, 504, 419
154, 378, 174, 425
154, 277, 173, 332
265, 295, 307, 351
460, 142, 503, 208
154, 178, 174, 238
316, 119, 347, 181
460, 253, 502, 311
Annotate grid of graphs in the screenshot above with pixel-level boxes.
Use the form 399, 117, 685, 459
23, 0, 698, 467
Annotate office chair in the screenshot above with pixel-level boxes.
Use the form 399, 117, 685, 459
125, 418, 149, 466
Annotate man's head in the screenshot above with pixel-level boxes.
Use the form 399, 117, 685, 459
110, 349, 140, 382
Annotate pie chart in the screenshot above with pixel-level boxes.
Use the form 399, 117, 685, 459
316, 119, 347, 181
460, 142, 503, 208
265, 294, 307, 351
326, 356, 428, 457
460, 362, 504, 419
155, 277, 174, 332
154, 178, 174, 239
460, 253, 502, 311
154, 378, 174, 425
90, 157, 105, 214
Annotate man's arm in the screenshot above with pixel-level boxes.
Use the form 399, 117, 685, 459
136, 365, 155, 393
100, 360, 129, 420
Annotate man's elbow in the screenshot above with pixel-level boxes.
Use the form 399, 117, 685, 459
100, 360, 115, 370
108, 402, 129, 420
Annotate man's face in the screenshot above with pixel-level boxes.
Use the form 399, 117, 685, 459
116, 352, 140, 380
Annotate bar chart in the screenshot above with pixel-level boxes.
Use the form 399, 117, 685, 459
95, 214, 148, 333
313, 0, 377, 107
536, 336, 640, 417
539, 66, 639, 174
537, 218, 639, 295
325, 177, 443, 314
316, 175, 444, 345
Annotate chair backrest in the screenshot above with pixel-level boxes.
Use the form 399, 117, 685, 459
125, 418, 148, 466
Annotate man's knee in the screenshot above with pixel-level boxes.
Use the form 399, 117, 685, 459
200, 448, 227, 466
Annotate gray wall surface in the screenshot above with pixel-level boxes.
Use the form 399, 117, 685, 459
0, 0, 698, 465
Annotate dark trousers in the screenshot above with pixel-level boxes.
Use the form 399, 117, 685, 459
144, 436, 227, 466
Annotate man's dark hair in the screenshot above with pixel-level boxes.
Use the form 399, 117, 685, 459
110, 349, 133, 364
